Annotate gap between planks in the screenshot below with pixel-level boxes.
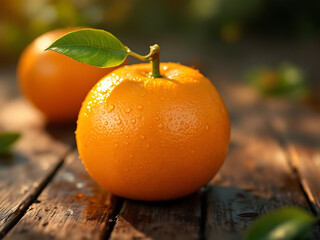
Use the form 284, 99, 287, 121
0, 99, 76, 238
268, 118, 319, 216
0, 153, 67, 239
267, 99, 320, 215
205, 81, 320, 240
4, 151, 122, 240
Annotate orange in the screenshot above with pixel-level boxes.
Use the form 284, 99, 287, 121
17, 28, 117, 123
76, 63, 230, 201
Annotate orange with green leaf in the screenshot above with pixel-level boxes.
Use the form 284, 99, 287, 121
47, 28, 230, 201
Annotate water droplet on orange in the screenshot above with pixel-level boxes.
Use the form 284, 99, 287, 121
140, 135, 146, 140
125, 108, 131, 113
137, 105, 143, 110
158, 123, 164, 129
131, 119, 136, 124
107, 104, 115, 113
76, 193, 84, 198
117, 119, 122, 125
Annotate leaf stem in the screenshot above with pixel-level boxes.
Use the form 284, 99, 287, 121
127, 44, 162, 78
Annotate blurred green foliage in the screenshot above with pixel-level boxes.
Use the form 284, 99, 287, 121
0, 0, 319, 61
245, 62, 310, 100
0, 132, 20, 155
244, 207, 316, 240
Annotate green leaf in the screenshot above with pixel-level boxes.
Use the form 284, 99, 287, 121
244, 207, 317, 240
46, 29, 128, 68
0, 132, 21, 155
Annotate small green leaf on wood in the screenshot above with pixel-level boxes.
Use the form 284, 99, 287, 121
0, 132, 21, 155
244, 207, 316, 240
46, 29, 128, 68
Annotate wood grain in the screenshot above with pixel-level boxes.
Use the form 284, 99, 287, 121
205, 82, 320, 240
5, 151, 120, 240
110, 191, 202, 240
267, 98, 320, 214
0, 70, 319, 239
0, 99, 74, 238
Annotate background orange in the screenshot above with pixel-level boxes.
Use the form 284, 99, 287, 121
17, 28, 117, 123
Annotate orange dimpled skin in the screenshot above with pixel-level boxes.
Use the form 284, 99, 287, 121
76, 63, 230, 201
17, 28, 116, 123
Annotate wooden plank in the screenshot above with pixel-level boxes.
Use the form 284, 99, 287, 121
110, 192, 202, 240
5, 151, 120, 240
1, 77, 318, 240
0, 99, 74, 238
267, 99, 320, 214
205, 82, 320, 240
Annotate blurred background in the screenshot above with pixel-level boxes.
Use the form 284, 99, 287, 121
0, 0, 319, 105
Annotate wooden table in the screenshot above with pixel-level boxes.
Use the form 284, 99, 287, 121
0, 64, 319, 240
